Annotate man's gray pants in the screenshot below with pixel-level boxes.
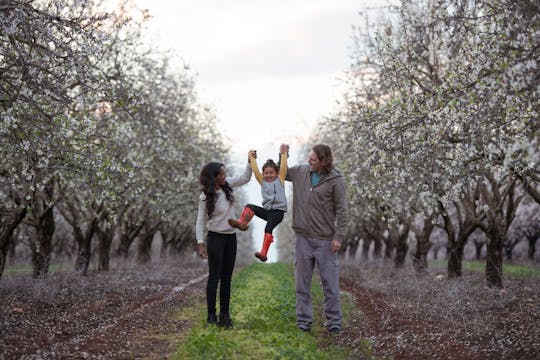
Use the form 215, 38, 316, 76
294, 234, 342, 330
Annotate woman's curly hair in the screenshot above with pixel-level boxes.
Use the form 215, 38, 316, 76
199, 162, 234, 218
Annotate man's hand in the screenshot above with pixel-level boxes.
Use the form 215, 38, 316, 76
280, 144, 289, 155
248, 149, 257, 160
330, 240, 341, 253
198, 243, 208, 259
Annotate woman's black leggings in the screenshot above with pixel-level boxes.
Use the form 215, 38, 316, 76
206, 231, 237, 316
246, 204, 285, 234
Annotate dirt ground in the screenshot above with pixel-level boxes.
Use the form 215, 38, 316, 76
337, 262, 540, 360
1, 260, 539, 359
0, 260, 208, 359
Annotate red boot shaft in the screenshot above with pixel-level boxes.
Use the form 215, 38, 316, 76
255, 233, 273, 262
228, 207, 254, 231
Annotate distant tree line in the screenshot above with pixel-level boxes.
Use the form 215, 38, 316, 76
0, 0, 228, 279
311, 0, 539, 288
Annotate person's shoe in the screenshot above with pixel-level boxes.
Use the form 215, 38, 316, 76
297, 325, 311, 332
218, 313, 233, 328
327, 326, 343, 334
228, 207, 254, 231
254, 252, 268, 262
255, 233, 273, 262
207, 314, 217, 325
228, 218, 249, 231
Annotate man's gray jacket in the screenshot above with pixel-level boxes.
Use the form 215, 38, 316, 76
286, 164, 348, 243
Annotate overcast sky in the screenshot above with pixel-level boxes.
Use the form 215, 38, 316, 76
131, 0, 389, 260
131, 0, 393, 162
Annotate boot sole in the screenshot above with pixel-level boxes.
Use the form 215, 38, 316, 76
255, 252, 267, 262
228, 219, 248, 231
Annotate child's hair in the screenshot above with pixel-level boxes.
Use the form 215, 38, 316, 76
262, 159, 279, 173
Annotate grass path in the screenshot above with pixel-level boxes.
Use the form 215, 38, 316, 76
171, 262, 360, 359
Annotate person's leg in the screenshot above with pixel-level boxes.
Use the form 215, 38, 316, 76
314, 238, 342, 331
228, 206, 255, 231
218, 233, 237, 327
206, 232, 225, 323
295, 235, 315, 330
256, 210, 285, 261
264, 210, 285, 234
247, 204, 268, 220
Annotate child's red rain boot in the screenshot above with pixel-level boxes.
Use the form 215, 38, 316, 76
255, 233, 273, 262
228, 207, 254, 231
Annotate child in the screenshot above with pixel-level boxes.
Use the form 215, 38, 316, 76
228, 148, 287, 261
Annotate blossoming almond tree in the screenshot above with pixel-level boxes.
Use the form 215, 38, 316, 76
320, 0, 538, 287
0, 0, 133, 278
0, 0, 229, 279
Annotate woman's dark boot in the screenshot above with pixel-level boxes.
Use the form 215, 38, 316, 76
218, 312, 233, 328
207, 313, 217, 325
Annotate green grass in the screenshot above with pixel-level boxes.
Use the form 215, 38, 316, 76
172, 262, 369, 360
430, 259, 540, 278
4, 262, 72, 275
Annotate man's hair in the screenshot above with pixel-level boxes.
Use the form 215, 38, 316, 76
312, 144, 333, 173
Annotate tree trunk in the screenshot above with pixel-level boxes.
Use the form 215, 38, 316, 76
116, 223, 143, 258
32, 206, 55, 279
0, 209, 27, 280
391, 224, 410, 268
97, 228, 114, 271
384, 235, 394, 261
8, 234, 16, 261
73, 226, 90, 275
441, 206, 461, 278
528, 235, 538, 260
413, 216, 435, 272
480, 174, 522, 288
448, 241, 465, 278
348, 240, 359, 260
504, 241, 514, 261
160, 232, 170, 259
361, 237, 372, 260
73, 218, 99, 276
373, 237, 382, 258
473, 240, 483, 260
136, 231, 154, 264
116, 233, 132, 258
485, 222, 505, 288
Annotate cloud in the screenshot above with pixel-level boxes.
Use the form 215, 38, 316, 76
133, 0, 384, 149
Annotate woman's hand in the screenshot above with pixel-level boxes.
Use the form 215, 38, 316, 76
280, 144, 289, 155
198, 243, 208, 259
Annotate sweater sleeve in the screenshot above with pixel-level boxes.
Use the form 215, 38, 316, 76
285, 164, 302, 181
278, 152, 288, 184
250, 156, 263, 185
333, 177, 349, 243
195, 193, 208, 244
227, 162, 252, 188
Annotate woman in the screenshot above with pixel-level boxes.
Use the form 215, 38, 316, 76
195, 150, 254, 328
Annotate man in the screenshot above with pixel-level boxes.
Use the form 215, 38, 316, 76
281, 143, 348, 333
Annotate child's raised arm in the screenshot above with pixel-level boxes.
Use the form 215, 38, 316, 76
249, 152, 263, 185
278, 150, 288, 184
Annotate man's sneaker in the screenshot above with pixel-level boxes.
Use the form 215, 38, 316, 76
297, 325, 311, 332
218, 313, 233, 328
207, 314, 217, 325
327, 326, 343, 334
